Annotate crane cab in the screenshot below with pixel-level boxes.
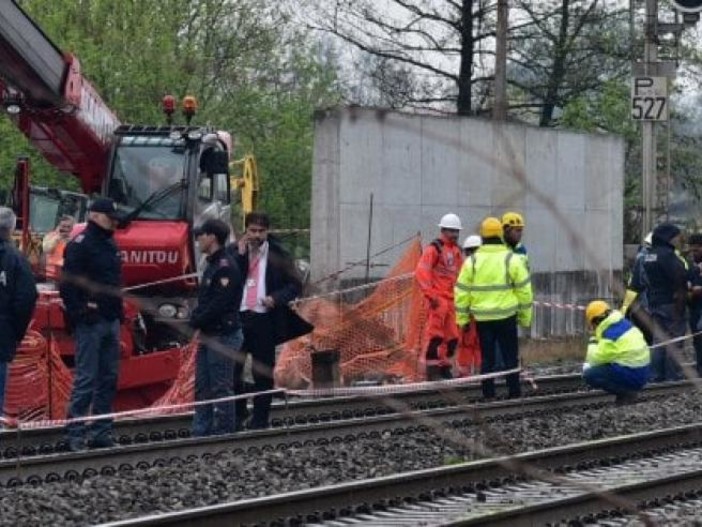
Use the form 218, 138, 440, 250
104, 125, 232, 351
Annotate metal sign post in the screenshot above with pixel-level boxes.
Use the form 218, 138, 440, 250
635, 0, 702, 238
640, 0, 658, 238
631, 77, 669, 121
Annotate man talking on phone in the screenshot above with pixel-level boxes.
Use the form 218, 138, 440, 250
232, 212, 312, 429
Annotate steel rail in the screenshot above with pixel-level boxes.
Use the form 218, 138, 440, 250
0, 373, 584, 457
0, 380, 691, 489
98, 420, 702, 527
454, 469, 702, 526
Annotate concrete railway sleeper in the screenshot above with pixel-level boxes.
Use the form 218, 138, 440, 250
0, 381, 692, 489
0, 373, 584, 459
99, 423, 702, 527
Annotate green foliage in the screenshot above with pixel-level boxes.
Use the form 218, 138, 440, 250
0, 118, 79, 195
510, 1, 632, 126
561, 81, 638, 141
1, 0, 341, 248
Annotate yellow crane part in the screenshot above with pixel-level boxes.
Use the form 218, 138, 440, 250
230, 154, 259, 226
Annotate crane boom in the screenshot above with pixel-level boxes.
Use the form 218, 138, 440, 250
0, 0, 120, 193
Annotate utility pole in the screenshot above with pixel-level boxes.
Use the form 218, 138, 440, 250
493, 0, 508, 121
641, 0, 657, 237
636, 0, 701, 238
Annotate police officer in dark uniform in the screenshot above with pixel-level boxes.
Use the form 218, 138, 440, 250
190, 219, 243, 436
0, 207, 38, 420
642, 222, 687, 382
60, 198, 124, 450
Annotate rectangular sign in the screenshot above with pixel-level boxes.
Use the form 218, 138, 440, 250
631, 76, 669, 121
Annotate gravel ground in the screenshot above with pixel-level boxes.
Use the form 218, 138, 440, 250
2, 389, 702, 526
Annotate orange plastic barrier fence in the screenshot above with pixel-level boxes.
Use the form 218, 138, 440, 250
148, 339, 197, 414
2, 330, 73, 422
276, 237, 433, 388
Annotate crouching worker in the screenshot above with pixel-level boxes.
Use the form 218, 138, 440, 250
583, 300, 650, 404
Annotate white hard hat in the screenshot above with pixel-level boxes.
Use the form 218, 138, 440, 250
644, 232, 653, 246
462, 235, 482, 249
438, 213, 462, 230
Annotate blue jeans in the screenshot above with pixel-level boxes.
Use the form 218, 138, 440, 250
65, 319, 121, 442
0, 361, 7, 420
193, 329, 243, 437
583, 364, 648, 395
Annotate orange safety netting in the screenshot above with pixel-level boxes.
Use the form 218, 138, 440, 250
2, 330, 73, 422
275, 237, 429, 388
148, 339, 197, 414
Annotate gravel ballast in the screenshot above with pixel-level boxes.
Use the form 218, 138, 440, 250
2, 389, 702, 526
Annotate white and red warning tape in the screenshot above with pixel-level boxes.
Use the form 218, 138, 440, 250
0, 369, 525, 431
533, 300, 586, 311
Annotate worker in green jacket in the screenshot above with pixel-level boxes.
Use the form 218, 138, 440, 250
583, 300, 650, 404
455, 217, 533, 399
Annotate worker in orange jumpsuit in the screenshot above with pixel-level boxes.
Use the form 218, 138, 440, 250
416, 213, 463, 380
42, 215, 75, 281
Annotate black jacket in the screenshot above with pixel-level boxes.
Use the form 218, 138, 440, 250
0, 239, 38, 362
59, 221, 123, 324
232, 238, 313, 345
190, 248, 243, 335
643, 237, 687, 312
689, 259, 702, 322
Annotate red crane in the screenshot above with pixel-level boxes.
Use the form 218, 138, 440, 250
0, 1, 235, 414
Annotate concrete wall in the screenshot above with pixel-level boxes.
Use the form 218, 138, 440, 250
311, 107, 625, 336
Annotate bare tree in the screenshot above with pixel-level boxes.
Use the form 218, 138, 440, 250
509, 0, 631, 126
303, 0, 501, 115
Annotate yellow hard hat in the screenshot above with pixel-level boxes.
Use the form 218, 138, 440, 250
585, 300, 610, 325
502, 211, 525, 228
480, 217, 503, 239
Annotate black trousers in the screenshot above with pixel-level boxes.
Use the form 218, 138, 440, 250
234, 311, 276, 428
476, 316, 520, 398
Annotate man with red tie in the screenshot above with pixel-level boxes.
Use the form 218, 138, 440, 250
233, 212, 313, 429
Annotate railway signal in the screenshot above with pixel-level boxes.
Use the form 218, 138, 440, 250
670, 0, 702, 13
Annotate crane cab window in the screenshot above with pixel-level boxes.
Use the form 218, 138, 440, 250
214, 173, 228, 203
197, 148, 229, 204
197, 175, 212, 201
108, 142, 186, 220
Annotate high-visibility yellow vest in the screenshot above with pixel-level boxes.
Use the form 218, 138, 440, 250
454, 243, 533, 326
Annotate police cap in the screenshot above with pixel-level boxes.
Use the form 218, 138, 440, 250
89, 198, 123, 220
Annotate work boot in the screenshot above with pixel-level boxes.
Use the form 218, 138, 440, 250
66, 438, 87, 453
439, 365, 453, 380
89, 435, 115, 449
234, 419, 248, 432
615, 391, 638, 406
247, 420, 270, 431
426, 365, 442, 382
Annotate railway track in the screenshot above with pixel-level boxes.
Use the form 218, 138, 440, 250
0, 373, 583, 458
100, 421, 702, 527
0, 380, 691, 489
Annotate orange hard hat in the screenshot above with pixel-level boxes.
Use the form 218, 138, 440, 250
480, 217, 503, 238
